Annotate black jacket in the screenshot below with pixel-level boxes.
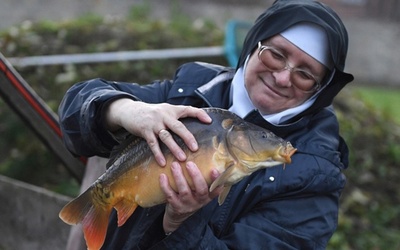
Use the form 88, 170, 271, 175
58, 0, 354, 249
59, 61, 348, 249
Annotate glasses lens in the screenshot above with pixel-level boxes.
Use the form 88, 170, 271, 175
291, 70, 318, 92
258, 45, 319, 93
258, 48, 286, 71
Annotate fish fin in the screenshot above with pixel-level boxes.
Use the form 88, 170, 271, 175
218, 185, 232, 205
59, 188, 112, 250
82, 205, 112, 250
215, 137, 227, 155
114, 199, 138, 227
209, 165, 235, 192
59, 188, 93, 225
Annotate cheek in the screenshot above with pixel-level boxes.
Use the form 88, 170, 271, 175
244, 55, 263, 87
244, 72, 256, 91
292, 90, 313, 104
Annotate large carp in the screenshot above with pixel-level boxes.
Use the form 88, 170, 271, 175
59, 108, 297, 250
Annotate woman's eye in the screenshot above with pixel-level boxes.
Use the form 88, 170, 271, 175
271, 50, 285, 61
297, 71, 314, 80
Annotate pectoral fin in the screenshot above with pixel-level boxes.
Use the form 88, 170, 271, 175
210, 168, 233, 205
210, 165, 235, 192
218, 185, 232, 205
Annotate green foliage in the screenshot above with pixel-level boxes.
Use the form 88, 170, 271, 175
354, 86, 400, 124
0, 102, 80, 194
0, 6, 399, 249
0, 5, 225, 196
329, 89, 400, 249
127, 2, 151, 21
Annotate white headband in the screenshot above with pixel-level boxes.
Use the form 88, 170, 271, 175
280, 22, 333, 69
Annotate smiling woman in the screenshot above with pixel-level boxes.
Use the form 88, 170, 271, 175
58, 0, 354, 249
256, 41, 322, 92
241, 33, 328, 116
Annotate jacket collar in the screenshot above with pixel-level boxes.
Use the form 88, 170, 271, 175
195, 69, 235, 108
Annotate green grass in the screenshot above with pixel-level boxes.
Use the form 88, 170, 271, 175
352, 86, 400, 124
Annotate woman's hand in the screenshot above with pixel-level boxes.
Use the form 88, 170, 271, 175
105, 98, 212, 166
160, 161, 223, 234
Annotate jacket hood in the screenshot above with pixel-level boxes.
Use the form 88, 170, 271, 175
237, 0, 354, 121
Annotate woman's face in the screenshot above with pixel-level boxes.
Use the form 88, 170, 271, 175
244, 35, 327, 115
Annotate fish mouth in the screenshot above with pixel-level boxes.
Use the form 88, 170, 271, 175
273, 143, 297, 164
240, 142, 297, 169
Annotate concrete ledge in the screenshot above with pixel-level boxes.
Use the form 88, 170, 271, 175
0, 175, 72, 250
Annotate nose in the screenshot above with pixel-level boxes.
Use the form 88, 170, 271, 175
272, 69, 292, 88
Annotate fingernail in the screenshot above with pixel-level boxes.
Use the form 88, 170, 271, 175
159, 173, 166, 181
202, 113, 212, 123
178, 152, 186, 161
171, 162, 181, 171
191, 142, 198, 151
158, 156, 166, 166
211, 169, 220, 178
186, 161, 194, 170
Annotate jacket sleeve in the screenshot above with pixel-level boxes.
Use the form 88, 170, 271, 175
135, 153, 345, 250
58, 62, 228, 157
58, 78, 172, 157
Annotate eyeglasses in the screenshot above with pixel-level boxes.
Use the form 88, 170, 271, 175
257, 41, 321, 93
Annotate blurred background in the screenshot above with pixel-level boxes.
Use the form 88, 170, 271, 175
0, 0, 399, 249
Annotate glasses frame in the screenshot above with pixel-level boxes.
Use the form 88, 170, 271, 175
257, 41, 321, 93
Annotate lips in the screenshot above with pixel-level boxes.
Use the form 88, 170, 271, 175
260, 76, 288, 98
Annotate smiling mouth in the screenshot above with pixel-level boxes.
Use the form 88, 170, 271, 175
260, 77, 287, 98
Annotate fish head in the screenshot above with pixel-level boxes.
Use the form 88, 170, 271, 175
225, 122, 297, 171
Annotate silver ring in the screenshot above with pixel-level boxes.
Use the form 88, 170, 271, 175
158, 129, 168, 136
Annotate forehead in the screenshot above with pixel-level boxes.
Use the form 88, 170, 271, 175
264, 35, 296, 50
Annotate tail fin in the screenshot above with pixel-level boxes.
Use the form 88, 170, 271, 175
59, 188, 112, 250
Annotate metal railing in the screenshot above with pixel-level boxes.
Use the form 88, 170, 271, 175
7, 46, 225, 67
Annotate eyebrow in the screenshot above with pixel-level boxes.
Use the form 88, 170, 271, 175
266, 40, 324, 76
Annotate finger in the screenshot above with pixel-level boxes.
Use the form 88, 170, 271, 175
165, 120, 198, 152
159, 174, 176, 202
210, 168, 221, 181
158, 129, 186, 162
171, 162, 191, 197
146, 133, 166, 166
170, 106, 212, 152
185, 162, 209, 196
209, 168, 223, 198
179, 106, 212, 124
195, 108, 212, 124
